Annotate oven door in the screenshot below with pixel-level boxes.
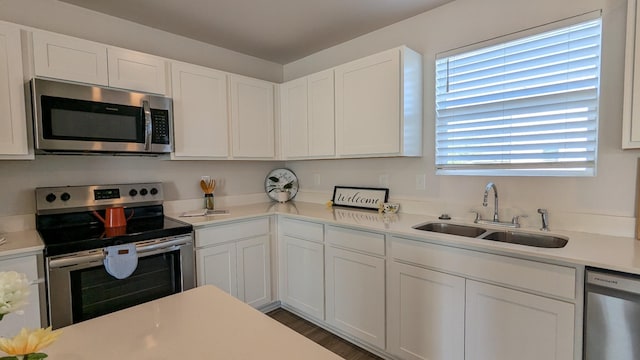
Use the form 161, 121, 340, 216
46, 235, 194, 329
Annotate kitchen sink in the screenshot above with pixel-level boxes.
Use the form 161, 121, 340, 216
480, 231, 568, 248
413, 222, 569, 248
413, 222, 487, 238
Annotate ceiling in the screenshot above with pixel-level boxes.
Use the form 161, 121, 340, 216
58, 0, 453, 64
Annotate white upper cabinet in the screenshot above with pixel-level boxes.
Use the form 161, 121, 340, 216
281, 69, 335, 159
0, 22, 30, 158
335, 46, 422, 157
32, 31, 109, 86
107, 47, 167, 95
32, 30, 167, 94
171, 61, 229, 159
623, 0, 640, 148
229, 74, 275, 159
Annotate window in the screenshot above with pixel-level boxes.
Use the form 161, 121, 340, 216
435, 14, 602, 176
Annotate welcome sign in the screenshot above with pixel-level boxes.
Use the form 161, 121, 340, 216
331, 186, 389, 210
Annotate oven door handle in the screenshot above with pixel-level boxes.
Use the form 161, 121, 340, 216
136, 236, 192, 255
49, 236, 192, 269
49, 251, 105, 269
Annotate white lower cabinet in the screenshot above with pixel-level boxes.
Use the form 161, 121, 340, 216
236, 236, 271, 308
465, 280, 575, 360
0, 254, 43, 337
280, 235, 324, 320
276, 220, 579, 360
388, 236, 578, 360
195, 218, 271, 308
279, 218, 325, 320
197, 242, 237, 297
325, 226, 386, 349
387, 261, 465, 360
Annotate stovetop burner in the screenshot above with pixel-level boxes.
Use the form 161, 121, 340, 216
35, 183, 193, 257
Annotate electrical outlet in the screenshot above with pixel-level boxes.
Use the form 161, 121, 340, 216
379, 174, 389, 187
416, 174, 426, 190
313, 173, 321, 186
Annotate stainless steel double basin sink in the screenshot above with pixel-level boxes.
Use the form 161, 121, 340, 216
412, 222, 568, 248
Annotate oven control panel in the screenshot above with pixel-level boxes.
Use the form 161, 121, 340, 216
36, 183, 164, 214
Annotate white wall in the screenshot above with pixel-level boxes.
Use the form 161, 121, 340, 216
284, 0, 638, 235
0, 157, 280, 216
0, 0, 284, 219
0, 0, 636, 236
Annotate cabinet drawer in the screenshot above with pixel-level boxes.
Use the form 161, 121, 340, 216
280, 218, 323, 243
391, 237, 576, 300
326, 226, 385, 256
196, 218, 270, 247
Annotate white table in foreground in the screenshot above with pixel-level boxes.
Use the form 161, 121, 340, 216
45, 285, 343, 359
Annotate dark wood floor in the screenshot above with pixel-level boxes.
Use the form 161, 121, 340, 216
267, 308, 384, 360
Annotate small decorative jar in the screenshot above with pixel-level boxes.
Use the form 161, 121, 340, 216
204, 193, 214, 210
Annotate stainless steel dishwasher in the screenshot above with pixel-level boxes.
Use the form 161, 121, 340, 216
585, 268, 640, 359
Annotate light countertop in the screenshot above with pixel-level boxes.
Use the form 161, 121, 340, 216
44, 285, 343, 359
0, 229, 43, 259
170, 201, 640, 276
2, 201, 639, 276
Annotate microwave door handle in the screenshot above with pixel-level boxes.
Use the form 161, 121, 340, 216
142, 99, 152, 151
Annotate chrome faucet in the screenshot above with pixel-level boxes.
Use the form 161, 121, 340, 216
538, 208, 550, 231
483, 182, 499, 222
475, 182, 522, 228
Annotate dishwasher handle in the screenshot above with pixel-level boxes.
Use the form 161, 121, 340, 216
587, 270, 640, 294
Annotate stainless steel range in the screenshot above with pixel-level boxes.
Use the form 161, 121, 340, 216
35, 183, 194, 329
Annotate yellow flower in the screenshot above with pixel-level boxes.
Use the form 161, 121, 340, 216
0, 327, 61, 356
325, 200, 333, 207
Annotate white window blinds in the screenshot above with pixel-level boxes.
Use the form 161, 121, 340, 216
435, 17, 602, 176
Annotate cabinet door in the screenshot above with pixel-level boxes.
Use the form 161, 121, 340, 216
0, 255, 43, 337
387, 262, 465, 360
465, 280, 574, 360
107, 47, 167, 94
229, 75, 275, 159
0, 22, 29, 156
171, 62, 229, 158
32, 31, 108, 86
624, 0, 640, 148
236, 235, 271, 308
325, 246, 385, 349
281, 235, 324, 320
308, 69, 335, 157
196, 243, 238, 298
335, 48, 400, 156
280, 77, 309, 158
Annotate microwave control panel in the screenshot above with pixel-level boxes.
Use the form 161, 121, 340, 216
151, 109, 170, 144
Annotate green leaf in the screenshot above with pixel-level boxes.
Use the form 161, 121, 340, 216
25, 354, 48, 360
0, 356, 18, 360
268, 176, 280, 183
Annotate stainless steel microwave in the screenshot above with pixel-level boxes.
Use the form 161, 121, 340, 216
31, 78, 173, 154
